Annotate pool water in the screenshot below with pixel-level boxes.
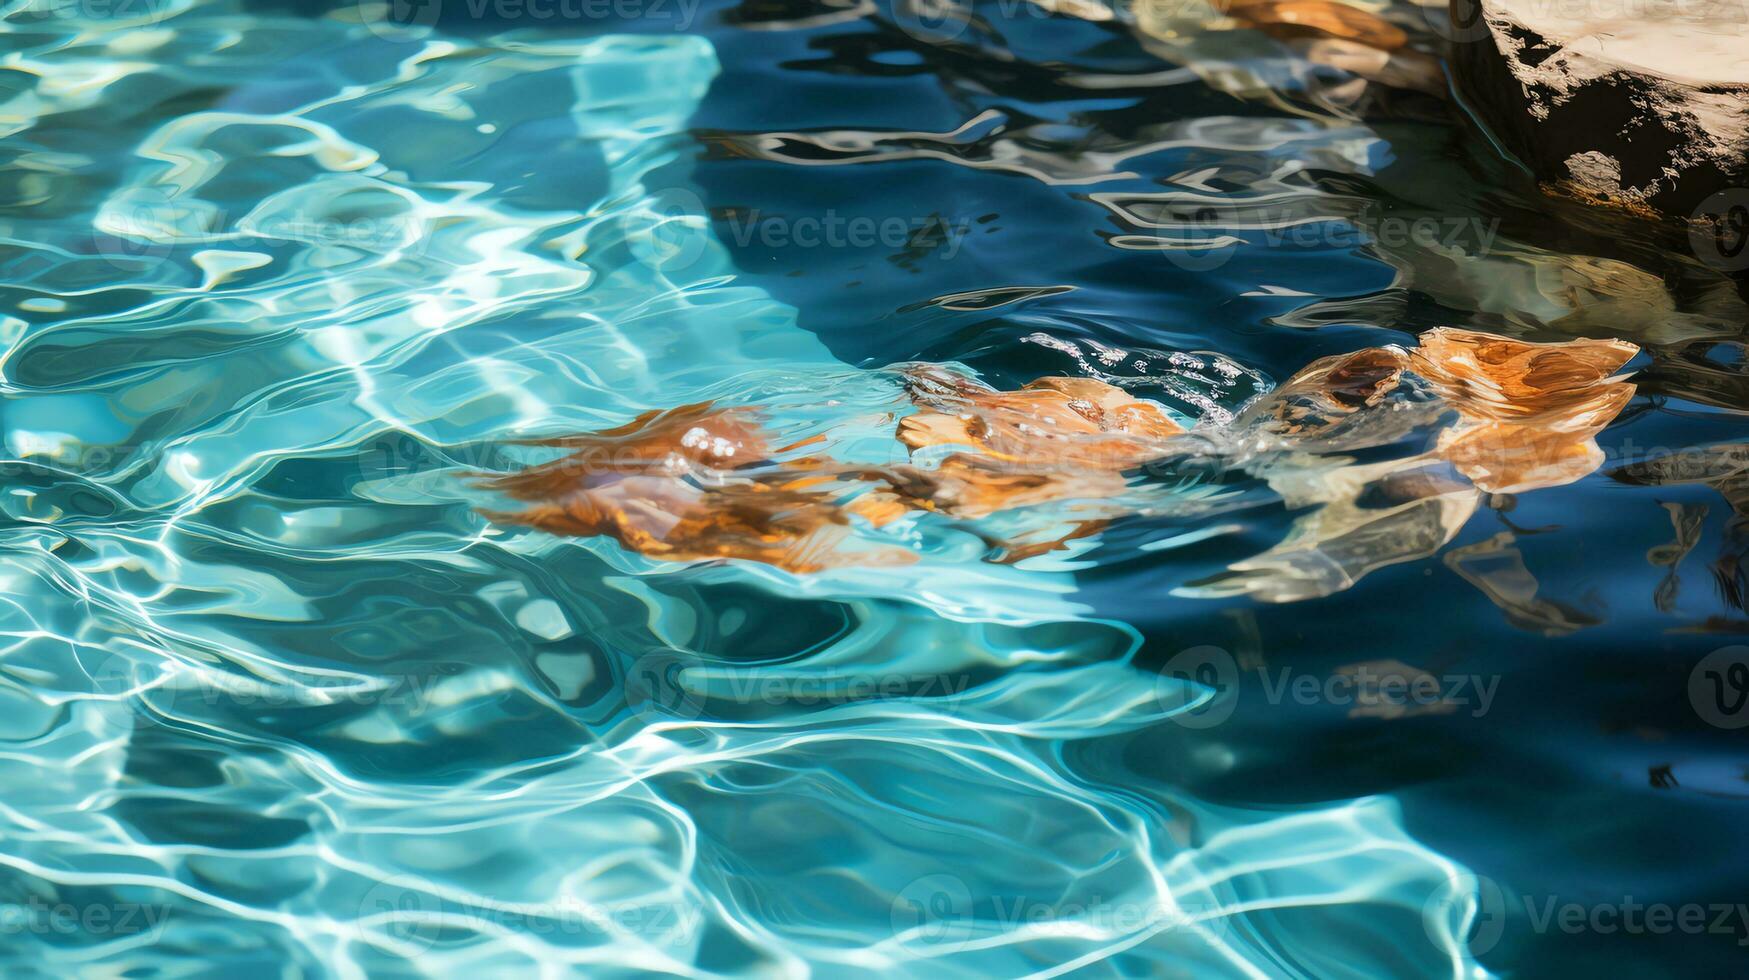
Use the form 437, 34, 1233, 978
3, 0, 1747, 976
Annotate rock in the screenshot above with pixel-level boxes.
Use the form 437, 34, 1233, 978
1448, 0, 1749, 217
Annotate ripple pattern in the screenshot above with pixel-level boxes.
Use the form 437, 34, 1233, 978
0, 3, 1493, 976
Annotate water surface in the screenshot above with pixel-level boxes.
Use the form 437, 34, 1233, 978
2, 0, 1747, 976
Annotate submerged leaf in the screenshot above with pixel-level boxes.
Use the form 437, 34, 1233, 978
888, 368, 1187, 557
1189, 328, 1640, 601
876, 453, 1131, 521
1414, 328, 1638, 493
478, 403, 913, 573
899, 367, 1185, 470
1236, 346, 1419, 445
1218, 0, 1409, 50
479, 329, 1643, 583
1409, 328, 1637, 422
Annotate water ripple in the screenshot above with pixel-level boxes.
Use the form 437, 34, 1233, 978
0, 2, 1502, 976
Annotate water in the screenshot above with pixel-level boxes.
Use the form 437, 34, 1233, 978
2, 0, 1746, 976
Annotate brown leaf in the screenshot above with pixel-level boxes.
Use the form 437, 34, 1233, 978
478, 403, 911, 572
489, 402, 770, 499
899, 366, 1184, 471
1191, 328, 1641, 600
876, 453, 1131, 520
1242, 346, 1412, 438
1409, 327, 1637, 423
1218, 0, 1410, 50
1412, 328, 1638, 493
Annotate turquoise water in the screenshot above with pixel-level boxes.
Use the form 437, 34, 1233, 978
3, 0, 1747, 976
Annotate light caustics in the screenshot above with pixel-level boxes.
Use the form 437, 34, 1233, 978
0, 2, 1496, 977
